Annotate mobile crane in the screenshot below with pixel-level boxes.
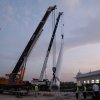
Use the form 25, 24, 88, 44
39, 12, 63, 81
0, 5, 56, 92
31, 12, 63, 91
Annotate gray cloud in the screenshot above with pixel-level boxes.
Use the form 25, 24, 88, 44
64, 15, 100, 49
63, 0, 80, 13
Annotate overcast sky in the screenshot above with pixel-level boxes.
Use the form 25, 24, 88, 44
0, 0, 100, 82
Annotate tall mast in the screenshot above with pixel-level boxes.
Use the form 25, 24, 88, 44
50, 34, 64, 91
39, 12, 63, 81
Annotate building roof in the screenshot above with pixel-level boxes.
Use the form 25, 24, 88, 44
76, 70, 100, 79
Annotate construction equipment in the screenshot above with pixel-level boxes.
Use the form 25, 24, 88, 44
39, 12, 63, 81
50, 34, 64, 91
31, 12, 63, 91
0, 5, 56, 91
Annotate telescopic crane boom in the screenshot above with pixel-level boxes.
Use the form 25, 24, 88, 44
39, 12, 63, 81
9, 5, 56, 85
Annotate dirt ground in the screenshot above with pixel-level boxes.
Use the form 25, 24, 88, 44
0, 92, 92, 100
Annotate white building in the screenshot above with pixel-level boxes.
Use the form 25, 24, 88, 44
76, 70, 100, 85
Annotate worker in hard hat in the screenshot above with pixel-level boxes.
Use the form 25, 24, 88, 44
82, 84, 87, 99
75, 85, 80, 99
34, 84, 39, 97
92, 83, 99, 100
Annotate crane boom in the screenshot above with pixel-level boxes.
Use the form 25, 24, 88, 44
9, 5, 56, 84
39, 12, 63, 81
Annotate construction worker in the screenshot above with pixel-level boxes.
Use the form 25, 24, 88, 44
32, 85, 35, 96
92, 83, 99, 100
75, 85, 79, 99
34, 84, 39, 97
82, 84, 87, 99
